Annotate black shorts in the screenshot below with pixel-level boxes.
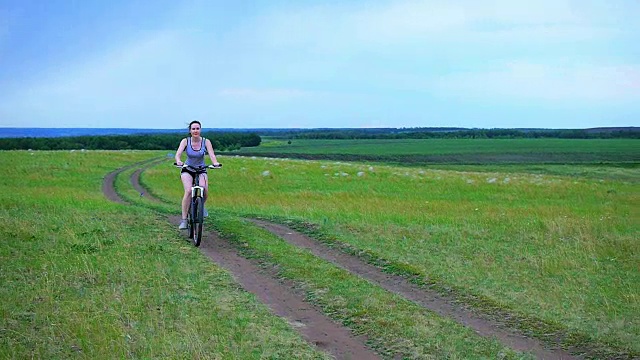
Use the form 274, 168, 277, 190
181, 168, 207, 178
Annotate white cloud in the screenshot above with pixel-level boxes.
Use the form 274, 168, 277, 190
219, 88, 311, 101
257, 0, 632, 51
30, 30, 187, 97
434, 62, 640, 102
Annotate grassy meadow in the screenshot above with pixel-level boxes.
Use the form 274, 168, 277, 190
1, 141, 638, 359
135, 160, 530, 358
0, 150, 328, 359
141, 153, 639, 357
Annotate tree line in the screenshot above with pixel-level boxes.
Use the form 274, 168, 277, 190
281, 127, 640, 140
0, 132, 261, 151
2, 127, 637, 151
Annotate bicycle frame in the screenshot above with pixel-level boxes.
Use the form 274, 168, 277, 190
175, 163, 221, 247
186, 166, 207, 246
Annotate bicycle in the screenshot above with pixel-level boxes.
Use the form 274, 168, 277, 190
174, 163, 222, 246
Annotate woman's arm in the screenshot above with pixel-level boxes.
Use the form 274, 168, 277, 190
205, 139, 219, 165
175, 138, 187, 165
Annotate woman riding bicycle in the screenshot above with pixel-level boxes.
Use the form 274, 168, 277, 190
175, 120, 221, 229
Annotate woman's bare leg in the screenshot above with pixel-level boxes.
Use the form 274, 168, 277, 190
200, 173, 209, 204
180, 173, 193, 220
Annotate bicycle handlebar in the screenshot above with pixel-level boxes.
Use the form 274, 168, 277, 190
174, 163, 222, 170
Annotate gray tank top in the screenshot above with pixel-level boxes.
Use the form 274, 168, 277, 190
185, 137, 206, 167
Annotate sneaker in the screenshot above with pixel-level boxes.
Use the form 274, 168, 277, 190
203, 208, 208, 217
179, 219, 188, 230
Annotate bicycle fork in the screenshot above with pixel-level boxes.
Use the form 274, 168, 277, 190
191, 185, 205, 225
191, 186, 204, 199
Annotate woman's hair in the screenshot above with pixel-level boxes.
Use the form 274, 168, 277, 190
188, 120, 202, 137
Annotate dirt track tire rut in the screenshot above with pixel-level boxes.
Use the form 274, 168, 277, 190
107, 160, 592, 360
248, 220, 579, 360
104, 162, 381, 360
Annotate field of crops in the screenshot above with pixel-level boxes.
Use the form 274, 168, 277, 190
232, 138, 640, 166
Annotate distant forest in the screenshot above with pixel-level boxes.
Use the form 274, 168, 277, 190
268, 127, 640, 140
0, 132, 261, 151
0, 127, 637, 151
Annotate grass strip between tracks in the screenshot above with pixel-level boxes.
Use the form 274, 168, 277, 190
130, 163, 532, 359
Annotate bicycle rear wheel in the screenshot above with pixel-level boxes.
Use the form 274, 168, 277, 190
192, 197, 204, 247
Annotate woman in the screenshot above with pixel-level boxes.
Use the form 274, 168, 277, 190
174, 120, 220, 230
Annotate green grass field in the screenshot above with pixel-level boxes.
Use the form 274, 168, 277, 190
142, 153, 639, 357
1, 142, 638, 359
0, 150, 327, 359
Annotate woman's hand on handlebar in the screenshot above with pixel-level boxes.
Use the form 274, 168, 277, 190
174, 162, 221, 169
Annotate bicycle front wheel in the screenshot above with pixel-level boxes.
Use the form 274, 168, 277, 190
192, 197, 204, 247
187, 202, 195, 240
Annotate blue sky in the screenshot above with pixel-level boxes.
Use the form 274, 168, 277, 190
0, 0, 638, 129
